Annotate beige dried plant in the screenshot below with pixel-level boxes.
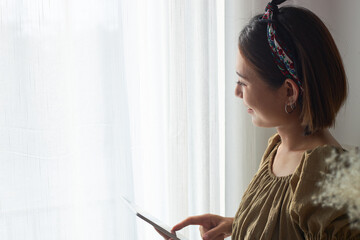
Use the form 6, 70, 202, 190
313, 147, 360, 228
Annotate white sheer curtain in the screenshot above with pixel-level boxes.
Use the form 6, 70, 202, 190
0, 0, 224, 239
122, 0, 225, 238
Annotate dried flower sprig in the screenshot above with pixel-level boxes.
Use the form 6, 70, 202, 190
313, 147, 360, 228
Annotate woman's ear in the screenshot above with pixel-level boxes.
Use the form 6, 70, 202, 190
283, 78, 300, 104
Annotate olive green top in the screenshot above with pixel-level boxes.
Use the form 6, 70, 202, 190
232, 134, 360, 240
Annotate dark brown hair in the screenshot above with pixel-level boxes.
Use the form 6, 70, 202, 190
238, 6, 347, 134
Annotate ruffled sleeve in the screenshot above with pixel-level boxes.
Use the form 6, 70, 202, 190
289, 146, 360, 239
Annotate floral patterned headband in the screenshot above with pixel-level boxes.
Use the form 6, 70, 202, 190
261, 0, 303, 90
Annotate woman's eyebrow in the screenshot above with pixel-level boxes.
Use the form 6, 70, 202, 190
236, 71, 247, 80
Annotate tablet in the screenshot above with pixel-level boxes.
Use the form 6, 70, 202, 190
121, 196, 188, 240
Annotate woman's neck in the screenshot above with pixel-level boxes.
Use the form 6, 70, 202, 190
276, 126, 340, 152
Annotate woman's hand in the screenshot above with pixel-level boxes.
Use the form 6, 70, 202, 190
169, 214, 233, 240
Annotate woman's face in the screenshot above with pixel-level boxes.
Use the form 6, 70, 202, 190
235, 50, 288, 128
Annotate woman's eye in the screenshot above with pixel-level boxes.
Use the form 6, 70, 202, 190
236, 80, 246, 86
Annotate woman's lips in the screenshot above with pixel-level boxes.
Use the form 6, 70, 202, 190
247, 108, 254, 113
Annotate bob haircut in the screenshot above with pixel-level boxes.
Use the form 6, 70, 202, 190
238, 6, 347, 135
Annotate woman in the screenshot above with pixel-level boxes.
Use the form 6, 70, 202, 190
159, 0, 360, 239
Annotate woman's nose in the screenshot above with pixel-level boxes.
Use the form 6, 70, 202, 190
235, 85, 243, 98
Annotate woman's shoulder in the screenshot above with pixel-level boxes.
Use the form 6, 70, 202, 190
290, 144, 343, 184
302, 144, 343, 178
265, 133, 281, 155
259, 133, 281, 166
289, 145, 360, 238
267, 133, 281, 146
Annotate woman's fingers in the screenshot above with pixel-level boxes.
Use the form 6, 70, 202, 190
170, 214, 233, 240
199, 225, 207, 237
202, 217, 233, 240
202, 223, 227, 240
213, 235, 226, 240
172, 214, 211, 232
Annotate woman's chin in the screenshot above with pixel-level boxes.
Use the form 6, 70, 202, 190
250, 115, 270, 128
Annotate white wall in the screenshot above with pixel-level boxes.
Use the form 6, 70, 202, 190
288, 0, 360, 146
327, 0, 360, 147
225, 0, 360, 217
